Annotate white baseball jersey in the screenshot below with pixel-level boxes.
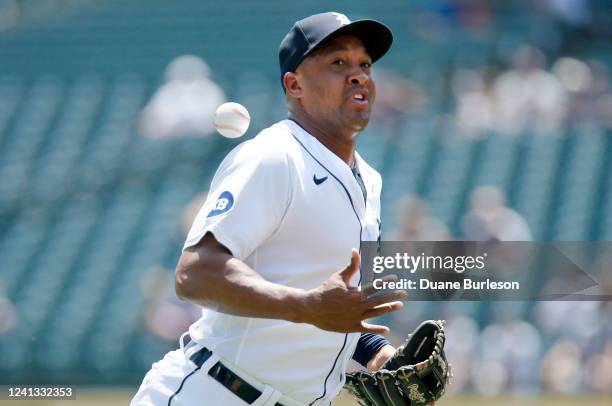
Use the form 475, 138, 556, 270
183, 119, 382, 405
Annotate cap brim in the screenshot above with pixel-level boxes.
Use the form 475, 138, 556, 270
304, 19, 393, 64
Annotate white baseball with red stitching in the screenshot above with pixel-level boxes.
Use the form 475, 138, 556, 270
214, 102, 251, 138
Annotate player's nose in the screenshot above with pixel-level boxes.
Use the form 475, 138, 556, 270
348, 70, 369, 86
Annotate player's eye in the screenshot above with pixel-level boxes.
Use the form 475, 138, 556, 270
362, 62, 372, 69
332, 59, 344, 65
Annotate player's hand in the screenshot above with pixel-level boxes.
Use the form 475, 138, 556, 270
299, 249, 407, 334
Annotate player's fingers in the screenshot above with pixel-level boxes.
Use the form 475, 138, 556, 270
359, 321, 391, 335
361, 301, 404, 320
360, 274, 399, 296
362, 290, 408, 308
340, 248, 360, 285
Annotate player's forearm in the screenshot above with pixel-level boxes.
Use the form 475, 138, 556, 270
175, 249, 306, 322
176, 237, 406, 333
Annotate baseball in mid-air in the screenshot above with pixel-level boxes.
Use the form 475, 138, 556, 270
214, 102, 250, 138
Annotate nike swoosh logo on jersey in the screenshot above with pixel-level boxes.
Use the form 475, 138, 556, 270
313, 174, 328, 185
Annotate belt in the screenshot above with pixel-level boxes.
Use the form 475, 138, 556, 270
189, 346, 285, 406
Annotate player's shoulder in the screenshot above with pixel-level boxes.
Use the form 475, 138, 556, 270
225, 121, 298, 167
252, 121, 300, 153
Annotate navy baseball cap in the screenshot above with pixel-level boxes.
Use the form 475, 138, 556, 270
279, 12, 393, 90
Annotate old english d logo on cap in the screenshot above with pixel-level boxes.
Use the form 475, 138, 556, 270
331, 12, 350, 25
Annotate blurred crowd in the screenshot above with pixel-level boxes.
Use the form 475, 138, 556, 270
138, 55, 226, 139
452, 45, 612, 137
391, 186, 531, 242
370, 46, 612, 139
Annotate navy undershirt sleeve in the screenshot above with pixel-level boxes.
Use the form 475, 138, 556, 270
352, 333, 391, 367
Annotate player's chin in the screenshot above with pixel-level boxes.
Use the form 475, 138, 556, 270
346, 112, 371, 132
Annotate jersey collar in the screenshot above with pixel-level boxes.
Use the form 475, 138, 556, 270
277, 119, 367, 217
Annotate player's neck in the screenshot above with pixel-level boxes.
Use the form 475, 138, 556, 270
288, 116, 357, 167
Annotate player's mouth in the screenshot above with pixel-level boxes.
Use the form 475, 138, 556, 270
348, 89, 370, 106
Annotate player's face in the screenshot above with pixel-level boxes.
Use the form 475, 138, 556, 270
296, 35, 375, 137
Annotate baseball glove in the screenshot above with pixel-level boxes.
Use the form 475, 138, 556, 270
345, 320, 451, 406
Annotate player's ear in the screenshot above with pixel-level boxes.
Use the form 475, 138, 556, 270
284, 72, 303, 98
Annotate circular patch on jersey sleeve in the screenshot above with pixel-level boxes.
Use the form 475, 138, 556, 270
206, 191, 235, 218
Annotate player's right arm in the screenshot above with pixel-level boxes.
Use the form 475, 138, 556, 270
175, 235, 406, 334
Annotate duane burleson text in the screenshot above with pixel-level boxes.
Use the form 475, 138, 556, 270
372, 278, 520, 291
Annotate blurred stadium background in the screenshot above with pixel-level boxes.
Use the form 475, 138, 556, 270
0, 0, 611, 404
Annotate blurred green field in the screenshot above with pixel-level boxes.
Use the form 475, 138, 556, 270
1, 390, 610, 406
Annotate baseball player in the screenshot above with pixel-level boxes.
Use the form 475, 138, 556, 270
132, 12, 411, 406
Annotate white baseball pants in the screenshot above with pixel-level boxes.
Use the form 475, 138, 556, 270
130, 339, 299, 406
